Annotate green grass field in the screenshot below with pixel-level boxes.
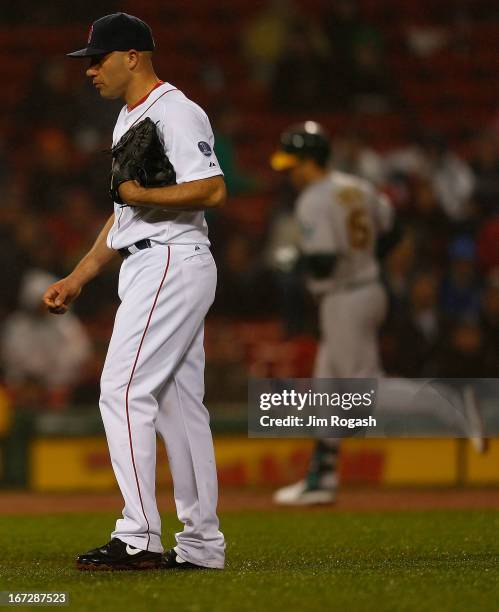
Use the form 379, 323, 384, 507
1, 510, 499, 612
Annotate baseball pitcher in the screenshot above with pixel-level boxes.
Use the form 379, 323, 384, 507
43, 13, 226, 569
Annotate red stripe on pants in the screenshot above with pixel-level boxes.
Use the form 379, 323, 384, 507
125, 246, 171, 551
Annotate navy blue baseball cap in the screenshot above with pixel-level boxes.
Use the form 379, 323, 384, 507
67, 13, 155, 58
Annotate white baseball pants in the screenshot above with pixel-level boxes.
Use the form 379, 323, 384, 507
99, 243, 225, 569
314, 282, 387, 378
313, 282, 386, 456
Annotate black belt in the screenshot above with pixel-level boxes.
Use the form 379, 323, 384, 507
118, 238, 152, 259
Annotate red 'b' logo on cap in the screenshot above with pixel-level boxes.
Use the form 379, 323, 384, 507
87, 25, 93, 44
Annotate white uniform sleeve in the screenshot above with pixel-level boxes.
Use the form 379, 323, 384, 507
162, 101, 223, 184
296, 192, 337, 254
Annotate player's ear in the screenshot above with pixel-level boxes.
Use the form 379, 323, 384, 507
126, 50, 139, 70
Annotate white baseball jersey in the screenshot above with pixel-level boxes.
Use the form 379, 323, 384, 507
98, 81, 225, 567
295, 170, 392, 380
107, 82, 223, 250
296, 170, 394, 296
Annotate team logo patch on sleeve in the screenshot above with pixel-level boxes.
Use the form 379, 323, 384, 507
198, 141, 212, 156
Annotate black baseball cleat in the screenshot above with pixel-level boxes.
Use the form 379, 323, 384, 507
161, 548, 209, 570
76, 538, 162, 571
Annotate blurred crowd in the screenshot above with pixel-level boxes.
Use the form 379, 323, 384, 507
1, 0, 499, 411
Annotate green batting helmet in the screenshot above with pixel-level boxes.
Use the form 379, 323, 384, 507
270, 121, 331, 171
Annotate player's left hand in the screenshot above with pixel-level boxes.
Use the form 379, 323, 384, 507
118, 180, 143, 205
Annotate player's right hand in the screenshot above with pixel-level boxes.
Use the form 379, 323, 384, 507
43, 276, 82, 315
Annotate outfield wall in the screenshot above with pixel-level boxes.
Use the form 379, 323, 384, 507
19, 435, 499, 491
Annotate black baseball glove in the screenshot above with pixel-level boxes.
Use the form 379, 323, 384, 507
109, 117, 176, 205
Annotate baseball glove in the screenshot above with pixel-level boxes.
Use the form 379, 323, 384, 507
109, 117, 176, 205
